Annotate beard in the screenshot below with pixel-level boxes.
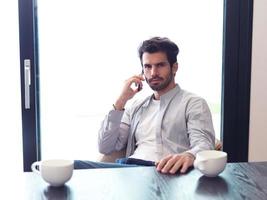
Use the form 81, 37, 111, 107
146, 70, 173, 91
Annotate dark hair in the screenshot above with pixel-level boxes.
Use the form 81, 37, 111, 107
138, 37, 179, 66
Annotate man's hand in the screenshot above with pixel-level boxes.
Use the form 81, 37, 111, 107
156, 153, 195, 174
114, 75, 144, 110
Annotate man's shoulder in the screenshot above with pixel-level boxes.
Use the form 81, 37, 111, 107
167, 84, 206, 103
176, 89, 209, 108
179, 89, 204, 101
179, 92, 212, 116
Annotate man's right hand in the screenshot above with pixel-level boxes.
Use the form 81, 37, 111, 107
114, 75, 144, 110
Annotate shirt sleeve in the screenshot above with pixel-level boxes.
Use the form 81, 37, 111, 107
185, 97, 215, 157
98, 109, 131, 154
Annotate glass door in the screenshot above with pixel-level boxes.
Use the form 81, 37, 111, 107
37, 0, 224, 160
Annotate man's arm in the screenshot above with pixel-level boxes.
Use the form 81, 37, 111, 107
185, 97, 215, 156
156, 97, 215, 174
98, 75, 144, 154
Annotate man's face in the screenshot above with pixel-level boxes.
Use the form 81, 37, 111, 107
142, 52, 176, 91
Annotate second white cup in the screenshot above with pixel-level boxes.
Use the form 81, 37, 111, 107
31, 159, 74, 187
194, 150, 227, 177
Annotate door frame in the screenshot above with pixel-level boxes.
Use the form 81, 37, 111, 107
221, 0, 253, 162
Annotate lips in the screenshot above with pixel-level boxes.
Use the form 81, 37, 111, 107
149, 78, 162, 84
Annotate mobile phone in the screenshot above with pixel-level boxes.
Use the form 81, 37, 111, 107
137, 71, 144, 91
137, 83, 142, 91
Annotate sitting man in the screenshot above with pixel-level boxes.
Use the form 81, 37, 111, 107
75, 36, 215, 174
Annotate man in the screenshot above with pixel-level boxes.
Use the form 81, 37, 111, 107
75, 37, 215, 174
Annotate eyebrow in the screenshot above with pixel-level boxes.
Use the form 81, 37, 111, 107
143, 61, 168, 67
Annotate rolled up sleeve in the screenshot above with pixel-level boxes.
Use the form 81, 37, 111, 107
98, 109, 130, 154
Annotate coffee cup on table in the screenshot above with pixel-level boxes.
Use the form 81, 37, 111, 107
194, 150, 227, 177
31, 159, 74, 187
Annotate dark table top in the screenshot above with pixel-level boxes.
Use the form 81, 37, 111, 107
6, 162, 267, 200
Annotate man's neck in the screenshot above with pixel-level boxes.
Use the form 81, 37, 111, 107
153, 82, 176, 100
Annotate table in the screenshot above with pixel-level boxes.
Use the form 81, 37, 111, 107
6, 162, 267, 199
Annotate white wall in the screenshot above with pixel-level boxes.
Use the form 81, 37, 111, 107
249, 0, 267, 161
0, 1, 23, 172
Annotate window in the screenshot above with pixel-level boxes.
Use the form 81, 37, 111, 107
19, 0, 253, 171
37, 0, 223, 160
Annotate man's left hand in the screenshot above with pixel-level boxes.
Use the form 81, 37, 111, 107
156, 153, 195, 174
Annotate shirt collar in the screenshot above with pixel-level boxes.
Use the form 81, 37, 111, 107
142, 84, 181, 107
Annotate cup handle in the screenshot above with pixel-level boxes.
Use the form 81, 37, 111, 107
31, 161, 41, 174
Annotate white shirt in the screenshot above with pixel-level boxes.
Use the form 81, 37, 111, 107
130, 98, 160, 161
98, 84, 215, 159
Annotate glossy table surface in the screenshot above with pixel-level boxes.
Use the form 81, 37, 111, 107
5, 162, 267, 200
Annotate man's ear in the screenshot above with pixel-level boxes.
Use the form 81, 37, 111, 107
172, 63, 178, 75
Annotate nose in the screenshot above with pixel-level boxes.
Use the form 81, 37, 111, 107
151, 65, 158, 77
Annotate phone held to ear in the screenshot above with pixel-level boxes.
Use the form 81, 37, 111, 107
137, 83, 142, 91
137, 71, 144, 91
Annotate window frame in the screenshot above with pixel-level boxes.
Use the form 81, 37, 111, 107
221, 0, 253, 162
18, 0, 41, 171
18, 0, 253, 171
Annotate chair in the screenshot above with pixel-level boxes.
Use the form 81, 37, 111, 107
98, 149, 126, 163
215, 138, 222, 151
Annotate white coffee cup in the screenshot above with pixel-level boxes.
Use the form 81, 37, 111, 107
194, 150, 227, 177
31, 159, 74, 187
